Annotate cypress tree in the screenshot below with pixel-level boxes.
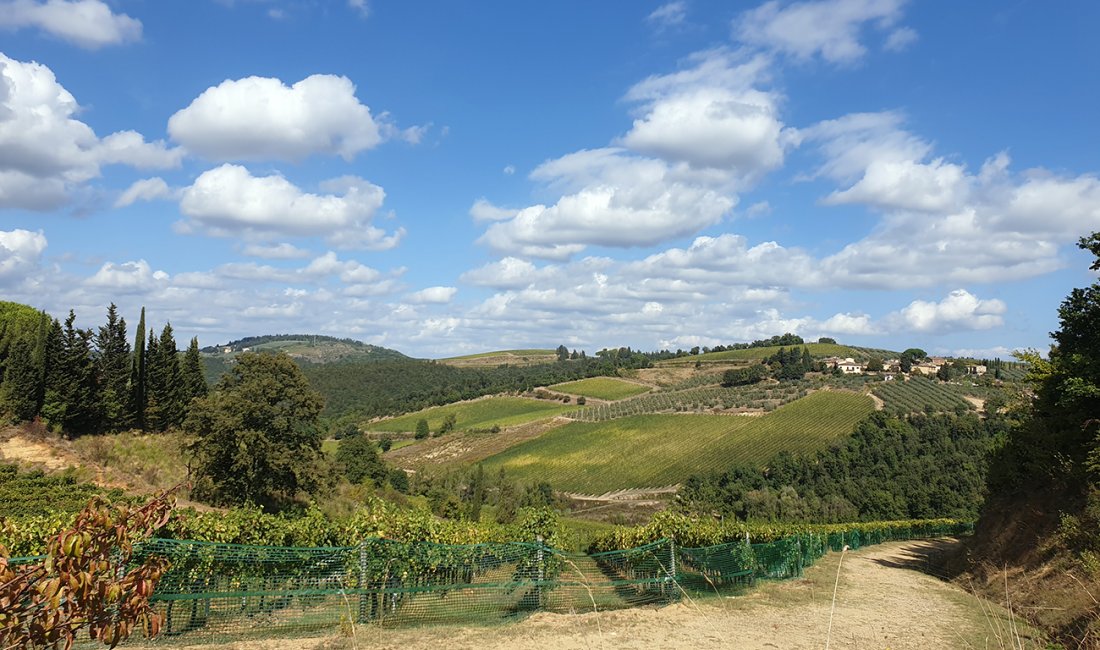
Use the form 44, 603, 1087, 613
147, 323, 184, 430
0, 332, 39, 421
96, 303, 131, 431
181, 336, 208, 406
40, 318, 65, 427
32, 311, 49, 412
129, 308, 146, 430
53, 311, 102, 436
144, 327, 161, 430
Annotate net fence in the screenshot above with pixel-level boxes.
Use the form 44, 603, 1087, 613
7, 520, 971, 644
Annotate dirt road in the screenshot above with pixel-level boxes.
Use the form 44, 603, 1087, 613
159, 539, 1042, 650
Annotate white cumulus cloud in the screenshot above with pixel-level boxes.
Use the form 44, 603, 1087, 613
734, 0, 909, 65
479, 149, 734, 259
807, 115, 1100, 289
240, 242, 311, 260
168, 74, 388, 162
0, 229, 46, 283
178, 164, 403, 249
0, 53, 180, 209
85, 260, 169, 293
621, 53, 791, 177
0, 0, 141, 49
469, 198, 518, 222
406, 286, 457, 304
887, 290, 1007, 333
115, 177, 173, 208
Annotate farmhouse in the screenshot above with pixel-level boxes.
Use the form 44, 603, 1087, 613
967, 364, 988, 375
837, 358, 863, 374
911, 361, 942, 376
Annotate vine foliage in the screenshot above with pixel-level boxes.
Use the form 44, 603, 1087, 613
0, 486, 179, 649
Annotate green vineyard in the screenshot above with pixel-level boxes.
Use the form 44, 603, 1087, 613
565, 380, 815, 422
872, 377, 975, 415
485, 392, 875, 493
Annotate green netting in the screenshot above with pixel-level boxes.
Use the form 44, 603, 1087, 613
8, 520, 974, 644
127, 536, 681, 643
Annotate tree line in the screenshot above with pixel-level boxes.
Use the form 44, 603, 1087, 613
677, 410, 1007, 523
0, 302, 206, 435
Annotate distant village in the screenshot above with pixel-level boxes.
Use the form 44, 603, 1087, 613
822, 356, 988, 381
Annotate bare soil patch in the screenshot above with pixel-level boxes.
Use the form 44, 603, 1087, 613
144, 540, 1045, 650
387, 417, 571, 469
0, 431, 74, 471
963, 395, 985, 411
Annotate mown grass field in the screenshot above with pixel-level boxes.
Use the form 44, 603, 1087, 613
481, 391, 875, 493
364, 396, 571, 433
550, 377, 650, 401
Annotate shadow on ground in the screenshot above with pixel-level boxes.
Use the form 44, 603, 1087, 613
866, 538, 963, 581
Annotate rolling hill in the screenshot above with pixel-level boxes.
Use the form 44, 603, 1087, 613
202, 334, 407, 363
200, 334, 408, 384
481, 391, 875, 493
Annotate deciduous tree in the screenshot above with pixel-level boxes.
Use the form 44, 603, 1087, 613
186, 352, 326, 510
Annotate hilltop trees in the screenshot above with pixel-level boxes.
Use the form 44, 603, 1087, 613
899, 348, 927, 373
765, 346, 814, 380
186, 352, 326, 510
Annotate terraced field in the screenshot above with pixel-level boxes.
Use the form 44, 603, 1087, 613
482, 391, 875, 493
364, 397, 571, 433
565, 380, 814, 422
550, 377, 650, 401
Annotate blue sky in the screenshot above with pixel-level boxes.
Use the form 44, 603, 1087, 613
1, 0, 1098, 358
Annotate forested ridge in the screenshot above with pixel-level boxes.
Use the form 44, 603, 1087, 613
304, 350, 656, 420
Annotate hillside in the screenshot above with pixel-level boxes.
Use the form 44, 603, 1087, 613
663, 342, 898, 364
365, 396, 572, 433
481, 391, 875, 493
438, 349, 558, 367
202, 334, 406, 363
